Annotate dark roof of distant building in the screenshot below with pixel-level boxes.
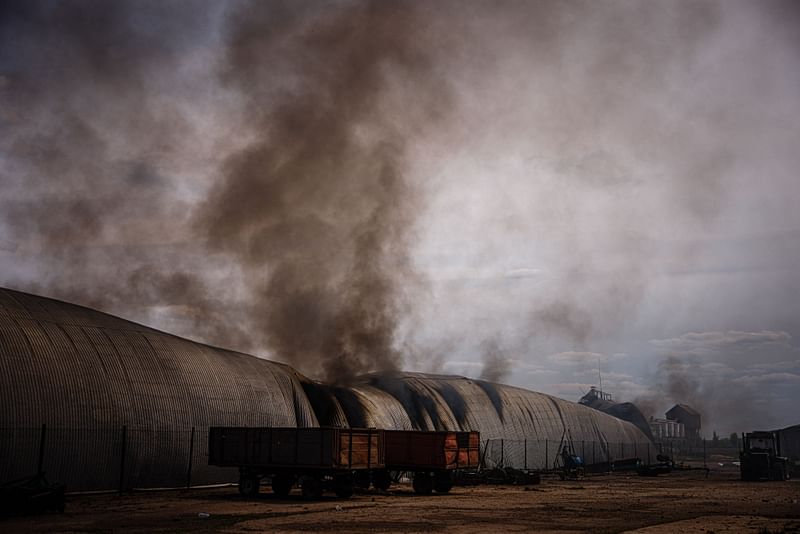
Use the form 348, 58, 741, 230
667, 404, 700, 417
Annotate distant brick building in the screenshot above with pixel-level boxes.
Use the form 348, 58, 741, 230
666, 404, 701, 439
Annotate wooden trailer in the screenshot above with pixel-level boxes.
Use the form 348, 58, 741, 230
371, 430, 480, 494
208, 427, 384, 499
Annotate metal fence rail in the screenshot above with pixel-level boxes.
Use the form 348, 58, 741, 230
480, 438, 658, 471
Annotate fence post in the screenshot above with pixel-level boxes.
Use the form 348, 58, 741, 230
592, 440, 595, 467
37, 423, 47, 475
523, 439, 527, 470
119, 425, 127, 495
186, 426, 195, 489
500, 439, 504, 467
545, 439, 548, 470
703, 438, 707, 469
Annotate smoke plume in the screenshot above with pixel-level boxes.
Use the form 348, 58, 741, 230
0, 1, 447, 383
196, 1, 448, 383
479, 338, 511, 383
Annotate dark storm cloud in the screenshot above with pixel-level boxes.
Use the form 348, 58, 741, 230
0, 0, 244, 348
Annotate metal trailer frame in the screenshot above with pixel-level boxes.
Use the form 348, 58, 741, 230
208, 427, 384, 499
372, 430, 480, 495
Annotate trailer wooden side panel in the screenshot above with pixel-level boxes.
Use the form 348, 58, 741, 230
336, 431, 382, 469
208, 427, 383, 470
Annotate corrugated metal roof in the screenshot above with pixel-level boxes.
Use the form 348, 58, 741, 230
0, 287, 652, 490
320, 372, 650, 445
0, 287, 318, 490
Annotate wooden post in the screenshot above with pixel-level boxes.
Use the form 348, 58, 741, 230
348, 430, 353, 469
367, 429, 372, 469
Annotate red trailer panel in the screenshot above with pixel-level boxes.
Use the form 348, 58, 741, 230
384, 430, 480, 470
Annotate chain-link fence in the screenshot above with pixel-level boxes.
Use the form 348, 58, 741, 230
0, 425, 237, 493
3, 425, 705, 492
481, 438, 659, 471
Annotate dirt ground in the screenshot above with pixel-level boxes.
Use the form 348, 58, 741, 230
3, 466, 799, 533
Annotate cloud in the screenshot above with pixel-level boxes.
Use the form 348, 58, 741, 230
746, 359, 800, 373
547, 351, 629, 367
731, 373, 800, 386
504, 268, 542, 279
636, 330, 800, 433
548, 351, 605, 366
651, 330, 791, 350
649, 331, 793, 360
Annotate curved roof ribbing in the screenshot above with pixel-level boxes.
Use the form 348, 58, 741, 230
0, 287, 317, 490
0, 287, 652, 490
311, 372, 649, 444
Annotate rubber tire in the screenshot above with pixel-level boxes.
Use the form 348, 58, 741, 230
239, 474, 260, 497
771, 464, 786, 481
433, 472, 453, 494
301, 476, 323, 500
271, 474, 293, 498
333, 475, 354, 498
354, 471, 371, 490
373, 469, 392, 491
412, 472, 433, 495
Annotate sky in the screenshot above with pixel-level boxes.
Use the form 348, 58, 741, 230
1, 0, 799, 435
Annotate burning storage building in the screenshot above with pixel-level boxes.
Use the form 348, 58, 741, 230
579, 387, 655, 442
0, 287, 654, 491
666, 404, 701, 440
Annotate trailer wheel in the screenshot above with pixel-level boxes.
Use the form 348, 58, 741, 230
238, 474, 260, 497
373, 469, 392, 491
770, 464, 787, 481
333, 474, 354, 498
354, 471, 371, 490
271, 474, 293, 498
412, 472, 433, 495
301, 476, 323, 500
433, 472, 453, 494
